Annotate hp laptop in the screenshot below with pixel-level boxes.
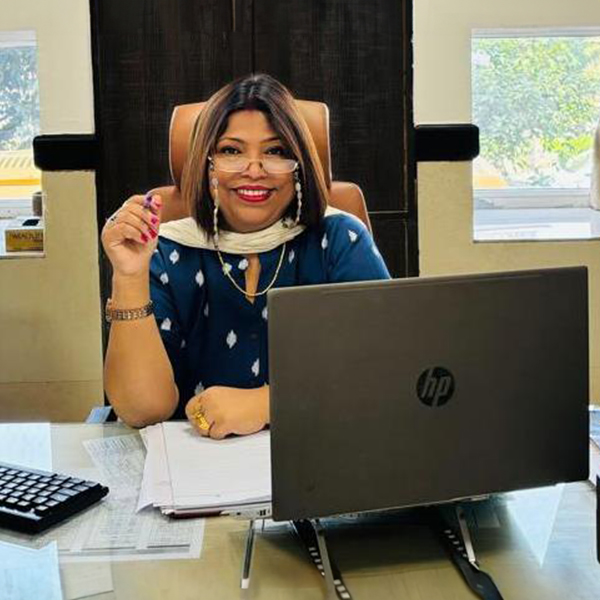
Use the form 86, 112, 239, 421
268, 267, 589, 521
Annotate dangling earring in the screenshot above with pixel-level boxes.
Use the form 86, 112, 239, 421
293, 169, 303, 226
283, 168, 303, 228
209, 163, 220, 247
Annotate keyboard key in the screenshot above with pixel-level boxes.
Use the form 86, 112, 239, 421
50, 494, 69, 503
59, 489, 79, 498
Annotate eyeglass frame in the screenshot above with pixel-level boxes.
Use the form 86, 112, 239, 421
208, 154, 299, 175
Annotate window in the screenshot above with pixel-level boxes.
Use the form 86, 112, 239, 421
0, 30, 43, 256
472, 28, 600, 241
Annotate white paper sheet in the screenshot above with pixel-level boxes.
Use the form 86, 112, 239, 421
78, 434, 204, 561
0, 541, 62, 600
83, 434, 146, 498
137, 425, 173, 512
158, 422, 271, 509
0, 423, 52, 471
60, 563, 114, 600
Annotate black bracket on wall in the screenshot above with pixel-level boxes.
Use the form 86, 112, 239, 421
415, 124, 479, 162
33, 126, 479, 172
33, 134, 98, 171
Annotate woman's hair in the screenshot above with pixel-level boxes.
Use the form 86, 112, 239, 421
181, 73, 329, 234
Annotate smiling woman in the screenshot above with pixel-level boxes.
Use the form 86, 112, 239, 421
101, 73, 390, 438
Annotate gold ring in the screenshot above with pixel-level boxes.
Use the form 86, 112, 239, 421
192, 407, 211, 431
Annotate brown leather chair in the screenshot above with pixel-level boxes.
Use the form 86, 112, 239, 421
152, 100, 372, 232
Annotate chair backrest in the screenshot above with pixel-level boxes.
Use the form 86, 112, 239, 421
160, 99, 372, 232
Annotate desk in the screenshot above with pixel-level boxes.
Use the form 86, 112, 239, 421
1, 423, 599, 599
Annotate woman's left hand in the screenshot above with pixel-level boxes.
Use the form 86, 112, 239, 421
185, 386, 269, 439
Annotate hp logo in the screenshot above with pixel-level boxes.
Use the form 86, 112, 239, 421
416, 367, 455, 407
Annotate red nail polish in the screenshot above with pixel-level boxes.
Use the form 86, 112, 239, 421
149, 229, 157, 239
151, 216, 158, 225
141, 233, 148, 243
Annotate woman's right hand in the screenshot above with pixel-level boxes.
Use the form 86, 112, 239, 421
101, 194, 163, 277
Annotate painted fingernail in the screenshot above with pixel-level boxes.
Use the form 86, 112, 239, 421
149, 229, 157, 239
141, 233, 148, 243
151, 216, 158, 225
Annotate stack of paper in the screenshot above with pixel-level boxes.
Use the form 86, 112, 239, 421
138, 422, 272, 515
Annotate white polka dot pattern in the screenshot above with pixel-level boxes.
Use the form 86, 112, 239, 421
226, 330, 237, 349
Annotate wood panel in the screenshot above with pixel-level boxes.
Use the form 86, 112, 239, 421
370, 213, 416, 278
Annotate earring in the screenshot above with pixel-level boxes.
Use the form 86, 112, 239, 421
285, 168, 302, 228
210, 164, 220, 246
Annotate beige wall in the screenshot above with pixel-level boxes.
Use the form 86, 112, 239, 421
414, 0, 600, 402
0, 1, 102, 420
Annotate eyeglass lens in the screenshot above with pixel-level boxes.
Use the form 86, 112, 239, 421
213, 156, 297, 174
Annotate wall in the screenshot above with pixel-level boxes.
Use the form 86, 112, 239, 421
414, 0, 600, 402
0, 0, 102, 420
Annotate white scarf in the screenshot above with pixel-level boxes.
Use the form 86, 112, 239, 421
159, 206, 345, 254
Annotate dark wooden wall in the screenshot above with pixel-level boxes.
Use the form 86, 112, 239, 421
91, 0, 417, 316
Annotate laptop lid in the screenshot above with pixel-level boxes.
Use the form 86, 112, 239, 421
268, 267, 589, 521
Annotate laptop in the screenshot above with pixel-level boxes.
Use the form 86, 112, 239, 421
267, 266, 589, 521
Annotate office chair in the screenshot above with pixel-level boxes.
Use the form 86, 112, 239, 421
150, 100, 373, 231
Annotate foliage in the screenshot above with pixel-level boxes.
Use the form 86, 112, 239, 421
473, 37, 600, 187
0, 46, 40, 151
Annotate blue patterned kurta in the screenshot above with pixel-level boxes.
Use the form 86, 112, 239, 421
150, 212, 391, 418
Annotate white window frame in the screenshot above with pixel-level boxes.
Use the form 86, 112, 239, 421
472, 26, 600, 211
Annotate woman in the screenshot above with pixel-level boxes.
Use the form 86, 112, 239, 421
102, 73, 390, 439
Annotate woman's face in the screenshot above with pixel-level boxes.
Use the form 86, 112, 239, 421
210, 110, 296, 233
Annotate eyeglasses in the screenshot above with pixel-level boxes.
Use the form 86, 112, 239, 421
209, 155, 298, 174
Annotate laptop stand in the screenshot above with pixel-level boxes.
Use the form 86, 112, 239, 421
432, 504, 504, 600
239, 518, 352, 599
239, 505, 503, 600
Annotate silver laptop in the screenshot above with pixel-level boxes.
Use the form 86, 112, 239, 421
267, 267, 589, 521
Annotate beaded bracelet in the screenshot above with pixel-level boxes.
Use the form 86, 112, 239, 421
105, 298, 154, 322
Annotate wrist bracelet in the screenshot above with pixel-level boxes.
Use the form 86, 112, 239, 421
105, 298, 154, 322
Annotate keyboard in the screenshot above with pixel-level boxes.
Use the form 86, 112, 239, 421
0, 462, 109, 534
